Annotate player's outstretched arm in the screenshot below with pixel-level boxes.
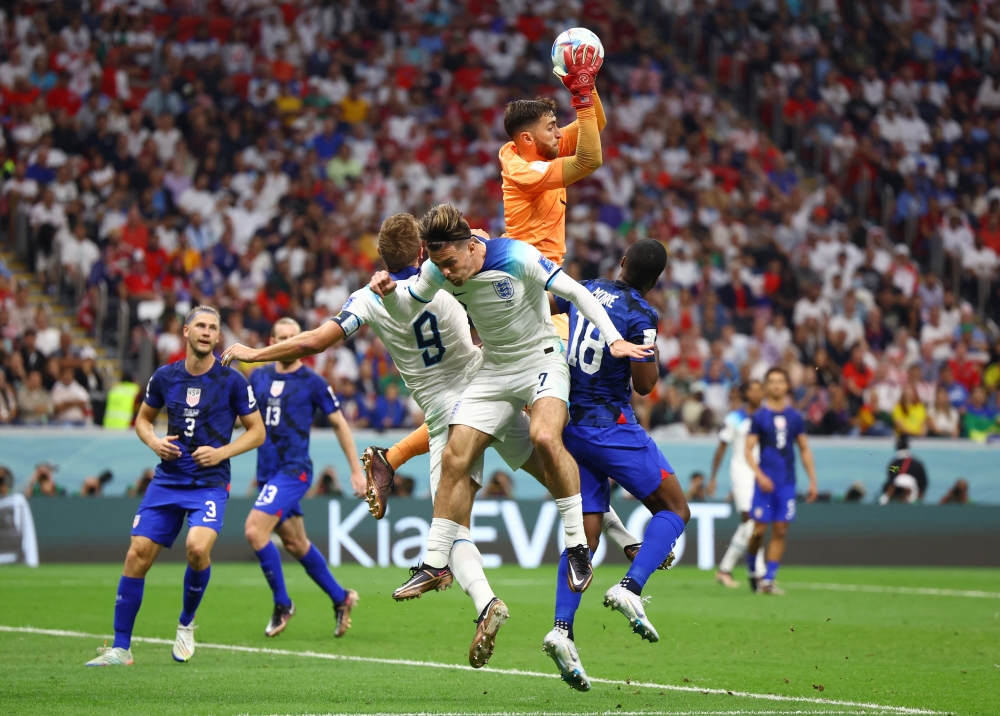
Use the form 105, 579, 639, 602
547, 271, 652, 361
796, 433, 819, 503
135, 402, 182, 461
329, 410, 365, 498
557, 45, 604, 186
745, 433, 774, 493
192, 410, 265, 467
221, 321, 347, 367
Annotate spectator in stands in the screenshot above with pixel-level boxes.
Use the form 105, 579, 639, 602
50, 365, 91, 426
16, 370, 52, 425
0, 371, 17, 424
893, 385, 928, 438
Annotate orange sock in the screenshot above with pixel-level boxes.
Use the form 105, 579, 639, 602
387, 423, 430, 470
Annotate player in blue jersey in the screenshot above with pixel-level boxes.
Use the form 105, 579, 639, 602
86, 306, 265, 667
543, 239, 690, 691
245, 317, 366, 638
744, 367, 818, 595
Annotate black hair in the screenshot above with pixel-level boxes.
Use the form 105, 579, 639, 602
503, 97, 558, 139
621, 239, 668, 290
764, 367, 790, 384
740, 379, 762, 401
419, 204, 473, 251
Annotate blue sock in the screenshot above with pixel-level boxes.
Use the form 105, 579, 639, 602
747, 551, 757, 573
179, 565, 211, 626
112, 576, 144, 650
625, 511, 685, 593
554, 549, 583, 640
765, 560, 780, 581
299, 544, 346, 606
255, 543, 291, 607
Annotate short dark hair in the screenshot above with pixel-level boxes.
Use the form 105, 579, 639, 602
503, 97, 558, 139
419, 205, 472, 251
765, 367, 790, 383
621, 239, 668, 289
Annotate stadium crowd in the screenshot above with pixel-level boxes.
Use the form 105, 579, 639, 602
0, 0, 998, 441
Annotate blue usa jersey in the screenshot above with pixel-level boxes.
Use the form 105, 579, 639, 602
555, 278, 658, 426
750, 406, 805, 487
250, 364, 340, 482
143, 360, 257, 488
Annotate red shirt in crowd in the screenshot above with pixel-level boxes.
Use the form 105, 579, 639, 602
842, 360, 874, 393
948, 357, 982, 391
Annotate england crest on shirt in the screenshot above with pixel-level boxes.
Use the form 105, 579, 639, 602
186, 388, 201, 407
493, 278, 515, 300
270, 381, 285, 397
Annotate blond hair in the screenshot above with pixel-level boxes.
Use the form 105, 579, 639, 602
271, 317, 301, 337
377, 214, 422, 271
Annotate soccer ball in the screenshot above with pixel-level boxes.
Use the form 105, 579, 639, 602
551, 28, 604, 78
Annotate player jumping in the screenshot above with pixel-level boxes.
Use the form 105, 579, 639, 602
363, 41, 608, 515
744, 368, 819, 595
371, 205, 653, 602
542, 239, 689, 691
223, 214, 534, 667
245, 318, 365, 638
709, 380, 766, 588
86, 306, 265, 666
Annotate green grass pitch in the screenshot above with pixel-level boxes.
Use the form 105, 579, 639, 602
1, 563, 998, 715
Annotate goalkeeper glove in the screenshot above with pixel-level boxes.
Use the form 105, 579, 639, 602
555, 44, 603, 110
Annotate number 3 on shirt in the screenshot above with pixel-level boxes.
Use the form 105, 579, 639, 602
184, 417, 196, 437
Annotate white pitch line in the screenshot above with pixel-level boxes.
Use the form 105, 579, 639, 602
779, 582, 1000, 599
0, 625, 942, 716
237, 712, 927, 716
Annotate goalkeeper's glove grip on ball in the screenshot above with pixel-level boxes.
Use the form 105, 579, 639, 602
558, 45, 602, 110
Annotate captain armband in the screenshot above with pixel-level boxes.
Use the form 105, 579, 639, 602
331, 310, 363, 338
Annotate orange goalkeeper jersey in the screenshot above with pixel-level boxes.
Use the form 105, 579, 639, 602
498, 122, 582, 265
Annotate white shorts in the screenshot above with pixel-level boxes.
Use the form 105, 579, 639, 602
731, 465, 757, 514
426, 388, 534, 502
450, 358, 570, 441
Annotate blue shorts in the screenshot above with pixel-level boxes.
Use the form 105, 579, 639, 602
751, 481, 797, 523
132, 482, 230, 548
563, 423, 674, 513
253, 470, 311, 524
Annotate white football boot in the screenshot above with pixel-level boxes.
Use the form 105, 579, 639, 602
542, 629, 590, 692
172, 622, 196, 662
604, 583, 659, 642
85, 645, 134, 666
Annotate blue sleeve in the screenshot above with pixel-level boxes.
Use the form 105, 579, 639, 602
144, 369, 165, 409
314, 374, 340, 415
230, 370, 257, 417
750, 411, 765, 437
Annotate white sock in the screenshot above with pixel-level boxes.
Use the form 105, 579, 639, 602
755, 547, 766, 578
718, 520, 754, 574
424, 518, 460, 569
602, 507, 638, 551
555, 494, 586, 549
450, 527, 495, 615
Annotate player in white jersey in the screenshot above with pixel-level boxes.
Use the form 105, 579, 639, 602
370, 204, 653, 600
708, 380, 765, 587
222, 214, 534, 667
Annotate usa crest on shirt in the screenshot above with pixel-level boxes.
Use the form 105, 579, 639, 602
186, 388, 201, 407
270, 381, 284, 397
493, 278, 515, 300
